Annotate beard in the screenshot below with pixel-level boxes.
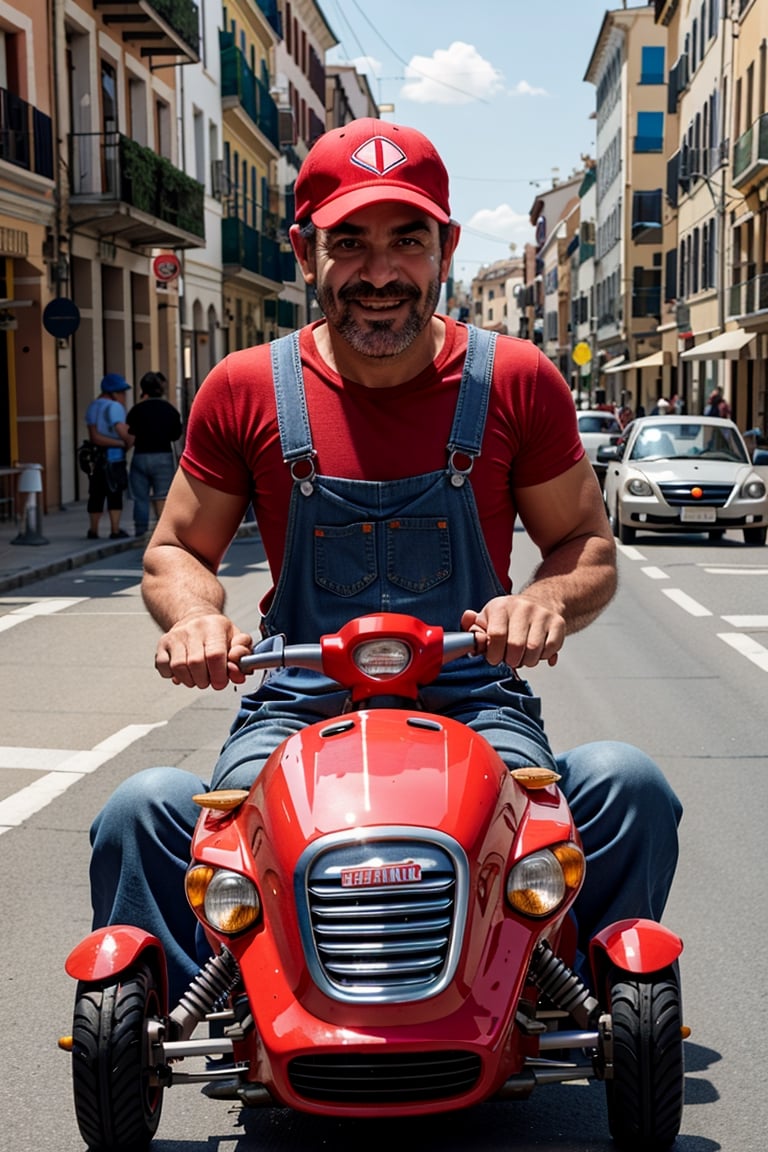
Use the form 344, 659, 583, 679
314, 277, 442, 358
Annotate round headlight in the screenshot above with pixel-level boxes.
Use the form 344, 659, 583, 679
627, 478, 653, 497
354, 638, 411, 678
742, 479, 766, 499
186, 865, 261, 934
506, 843, 584, 918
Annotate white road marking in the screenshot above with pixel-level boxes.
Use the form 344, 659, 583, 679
617, 543, 646, 560
0, 597, 86, 633
702, 567, 768, 576
641, 566, 669, 580
721, 616, 768, 628
0, 723, 166, 834
717, 633, 768, 673
661, 589, 712, 616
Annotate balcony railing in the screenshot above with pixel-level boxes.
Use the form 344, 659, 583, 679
93, 0, 199, 62
220, 41, 279, 149
69, 131, 204, 248
0, 88, 53, 179
728, 274, 768, 319
222, 217, 290, 284
732, 112, 768, 191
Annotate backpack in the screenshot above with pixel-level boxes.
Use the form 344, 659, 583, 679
78, 440, 105, 476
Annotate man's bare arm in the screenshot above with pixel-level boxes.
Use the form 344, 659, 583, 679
142, 470, 253, 689
462, 457, 616, 668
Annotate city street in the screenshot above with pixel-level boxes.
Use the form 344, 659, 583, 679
2, 527, 767, 1151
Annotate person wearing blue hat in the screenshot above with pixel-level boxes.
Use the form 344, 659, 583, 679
84, 373, 134, 539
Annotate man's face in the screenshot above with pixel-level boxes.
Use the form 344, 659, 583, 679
298, 205, 457, 359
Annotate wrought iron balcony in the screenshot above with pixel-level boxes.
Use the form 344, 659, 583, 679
92, 0, 199, 64
69, 132, 204, 249
727, 274, 768, 319
222, 216, 295, 286
220, 40, 279, 149
0, 88, 53, 179
732, 112, 768, 191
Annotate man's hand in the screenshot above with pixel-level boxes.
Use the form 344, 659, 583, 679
462, 595, 564, 669
153, 612, 253, 690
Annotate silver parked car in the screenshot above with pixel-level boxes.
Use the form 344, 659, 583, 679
599, 415, 768, 546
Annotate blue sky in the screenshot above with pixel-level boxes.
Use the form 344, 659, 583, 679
324, 0, 650, 283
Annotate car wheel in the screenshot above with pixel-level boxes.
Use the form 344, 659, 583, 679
603, 963, 684, 1151
708, 529, 725, 541
71, 963, 164, 1151
618, 515, 636, 545
607, 498, 620, 538
743, 526, 767, 546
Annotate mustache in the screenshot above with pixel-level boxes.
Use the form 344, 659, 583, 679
337, 282, 421, 302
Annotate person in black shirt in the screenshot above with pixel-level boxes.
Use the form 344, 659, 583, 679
126, 372, 183, 538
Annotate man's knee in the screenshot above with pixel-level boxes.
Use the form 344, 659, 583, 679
556, 740, 683, 826
90, 766, 204, 850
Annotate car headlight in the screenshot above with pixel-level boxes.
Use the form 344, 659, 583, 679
506, 843, 584, 918
627, 477, 653, 497
742, 478, 766, 499
185, 865, 261, 934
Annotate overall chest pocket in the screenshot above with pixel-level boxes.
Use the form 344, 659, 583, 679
314, 523, 377, 597
386, 517, 452, 593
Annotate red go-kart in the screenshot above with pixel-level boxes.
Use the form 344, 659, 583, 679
62, 614, 685, 1151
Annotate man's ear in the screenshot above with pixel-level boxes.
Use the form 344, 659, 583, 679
441, 222, 461, 280
290, 224, 316, 284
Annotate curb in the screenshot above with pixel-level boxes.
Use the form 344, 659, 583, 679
0, 522, 263, 596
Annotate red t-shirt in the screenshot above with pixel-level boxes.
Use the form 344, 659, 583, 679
181, 318, 584, 592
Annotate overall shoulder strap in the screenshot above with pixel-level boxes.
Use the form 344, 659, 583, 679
447, 324, 498, 458
269, 331, 314, 463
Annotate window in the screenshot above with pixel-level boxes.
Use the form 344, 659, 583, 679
635, 111, 664, 152
640, 46, 665, 85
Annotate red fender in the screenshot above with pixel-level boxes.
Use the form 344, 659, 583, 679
590, 917, 683, 977
65, 925, 168, 1008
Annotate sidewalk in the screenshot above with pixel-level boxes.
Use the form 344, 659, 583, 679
0, 499, 262, 595
0, 500, 140, 594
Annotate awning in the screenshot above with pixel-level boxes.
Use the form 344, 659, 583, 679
601, 355, 625, 372
680, 328, 755, 359
604, 350, 665, 374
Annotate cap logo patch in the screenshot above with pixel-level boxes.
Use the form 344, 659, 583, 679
350, 135, 408, 177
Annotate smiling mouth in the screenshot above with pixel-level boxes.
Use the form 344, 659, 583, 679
352, 299, 407, 311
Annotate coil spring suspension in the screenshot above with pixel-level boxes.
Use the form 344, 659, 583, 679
528, 940, 600, 1029
170, 948, 241, 1041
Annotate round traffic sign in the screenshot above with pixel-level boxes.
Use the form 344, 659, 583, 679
572, 341, 592, 366
43, 296, 80, 338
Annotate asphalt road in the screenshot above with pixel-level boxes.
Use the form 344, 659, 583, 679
2, 525, 766, 1151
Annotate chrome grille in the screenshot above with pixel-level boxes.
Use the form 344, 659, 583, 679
299, 836, 462, 1002
657, 481, 734, 507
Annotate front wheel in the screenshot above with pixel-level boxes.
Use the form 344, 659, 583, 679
604, 963, 684, 1151
71, 963, 164, 1151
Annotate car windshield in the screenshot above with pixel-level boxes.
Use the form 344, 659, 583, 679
629, 423, 748, 463
578, 414, 621, 433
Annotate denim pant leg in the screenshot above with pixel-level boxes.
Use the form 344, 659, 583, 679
129, 456, 151, 533
555, 741, 683, 959
90, 766, 206, 1004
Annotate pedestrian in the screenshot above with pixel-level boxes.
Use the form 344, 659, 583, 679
705, 387, 730, 419
84, 372, 133, 540
650, 397, 670, 415
89, 118, 682, 1004
126, 371, 183, 538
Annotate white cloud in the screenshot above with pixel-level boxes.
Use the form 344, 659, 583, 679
513, 80, 549, 97
347, 54, 384, 79
401, 42, 504, 106
465, 204, 531, 245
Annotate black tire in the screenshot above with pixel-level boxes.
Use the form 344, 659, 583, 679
71, 964, 164, 1151
618, 515, 636, 545
604, 963, 684, 1151
708, 529, 725, 542
743, 526, 767, 546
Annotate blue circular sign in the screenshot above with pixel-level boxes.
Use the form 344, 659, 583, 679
43, 297, 81, 338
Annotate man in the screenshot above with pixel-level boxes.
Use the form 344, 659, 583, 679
84, 372, 133, 540
126, 371, 183, 538
91, 120, 681, 1003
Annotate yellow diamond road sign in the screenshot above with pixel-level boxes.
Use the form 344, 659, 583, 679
572, 341, 591, 366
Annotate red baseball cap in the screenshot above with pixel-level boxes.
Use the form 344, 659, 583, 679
294, 119, 451, 228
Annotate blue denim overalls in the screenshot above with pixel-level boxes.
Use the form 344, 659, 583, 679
212, 324, 559, 788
